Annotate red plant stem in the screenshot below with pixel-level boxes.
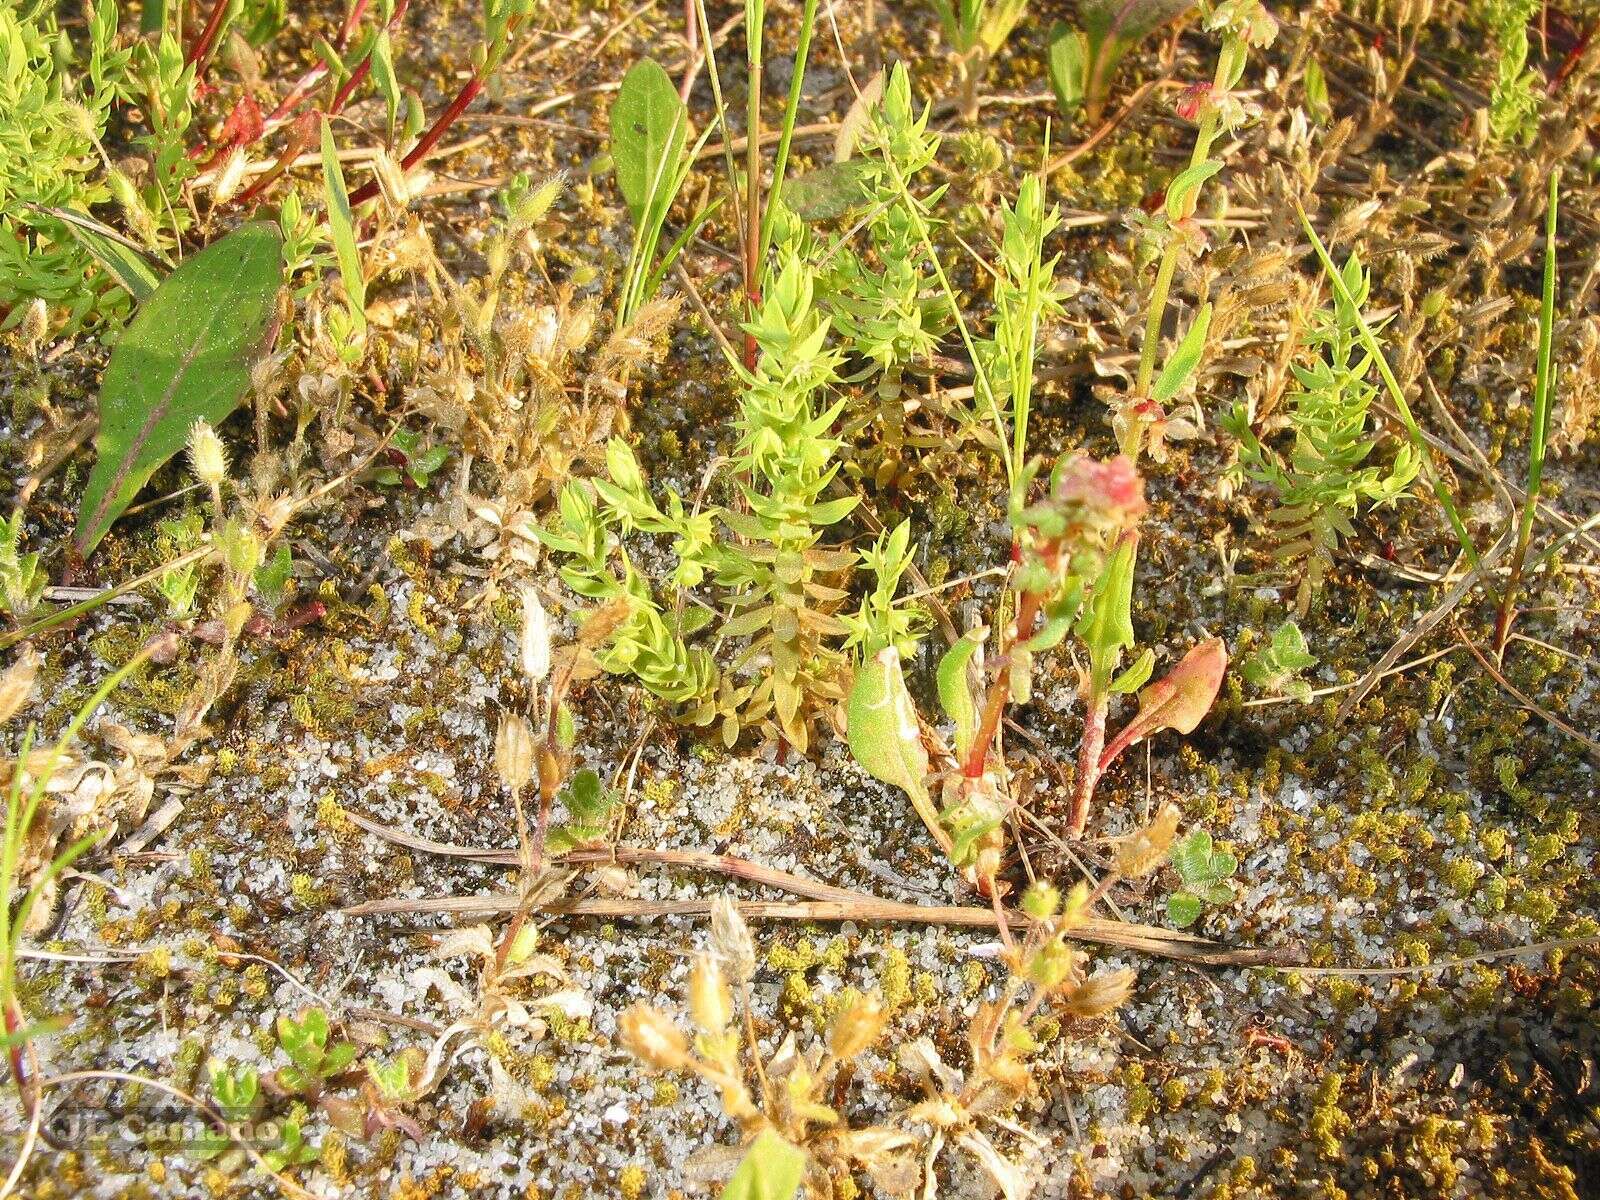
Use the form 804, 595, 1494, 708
5, 998, 32, 1118
962, 589, 1042, 778
336, 0, 371, 51
348, 74, 482, 205
329, 57, 375, 115
1066, 693, 1108, 838
184, 0, 232, 71
263, 0, 409, 133
233, 112, 317, 209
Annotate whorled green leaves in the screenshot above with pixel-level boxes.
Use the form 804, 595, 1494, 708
73, 222, 284, 556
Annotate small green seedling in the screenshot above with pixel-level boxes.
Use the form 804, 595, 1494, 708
1166, 829, 1237, 928
546, 767, 620, 853
1048, 1, 1195, 126
261, 1111, 319, 1171
275, 1007, 358, 1095
253, 544, 295, 615
1242, 620, 1317, 702
373, 428, 450, 489
0, 513, 47, 618
155, 513, 205, 617
191, 1061, 260, 1161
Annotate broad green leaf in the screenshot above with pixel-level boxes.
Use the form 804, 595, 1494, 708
1151, 303, 1211, 403
1170, 830, 1214, 886
74, 223, 284, 556
1164, 158, 1222, 222
320, 117, 366, 327
721, 1130, 806, 1200
611, 58, 688, 226
34, 205, 164, 301
1166, 891, 1203, 928
936, 630, 983, 757
847, 648, 928, 804
1047, 24, 1088, 111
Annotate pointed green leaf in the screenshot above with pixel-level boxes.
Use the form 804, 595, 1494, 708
936, 630, 983, 757
1151, 302, 1211, 403
33, 204, 164, 301
73, 223, 284, 556
721, 1130, 806, 1200
320, 117, 365, 326
611, 58, 688, 226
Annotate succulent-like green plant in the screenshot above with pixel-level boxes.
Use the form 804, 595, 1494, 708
1242, 620, 1318, 702
1225, 252, 1420, 611
1166, 829, 1238, 927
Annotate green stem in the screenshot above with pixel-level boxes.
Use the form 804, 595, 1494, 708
1134, 50, 1229, 398
757, 0, 818, 258
1493, 168, 1560, 657
742, 0, 765, 369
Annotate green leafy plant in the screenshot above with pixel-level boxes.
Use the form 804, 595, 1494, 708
928, 0, 1028, 121
0, 513, 47, 619
1225, 252, 1420, 610
609, 57, 713, 329
1048, 1, 1195, 126
815, 66, 953, 440
1493, 170, 1560, 658
274, 1007, 358, 1096
541, 246, 862, 752
260, 1111, 319, 1171
154, 512, 207, 617
1121, 1, 1276, 462
191, 1062, 261, 1161
73, 222, 285, 558
1485, 0, 1541, 144
1166, 828, 1238, 927
0, 0, 136, 328
372, 428, 450, 490
546, 767, 620, 852
1241, 620, 1317, 702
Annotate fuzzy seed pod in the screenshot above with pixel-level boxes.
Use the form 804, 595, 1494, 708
1063, 967, 1136, 1018
1114, 803, 1181, 879
710, 896, 757, 984
688, 953, 732, 1036
0, 646, 39, 724
829, 992, 887, 1061
188, 420, 228, 488
617, 1003, 689, 1071
494, 713, 534, 793
519, 586, 551, 683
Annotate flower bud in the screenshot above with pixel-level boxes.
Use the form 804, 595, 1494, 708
829, 991, 887, 1060
1020, 882, 1060, 921
617, 1003, 688, 1071
688, 953, 732, 1035
494, 712, 534, 793
188, 419, 228, 488
519, 585, 551, 683
710, 896, 756, 984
